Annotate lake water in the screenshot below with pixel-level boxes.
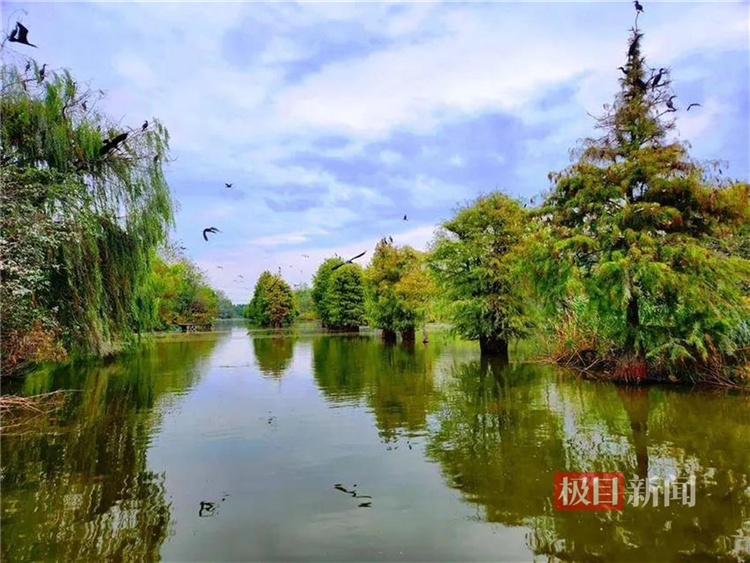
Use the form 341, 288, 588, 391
1, 324, 748, 561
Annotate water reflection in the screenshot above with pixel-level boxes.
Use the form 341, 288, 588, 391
0, 336, 221, 562
2, 331, 748, 561
251, 333, 297, 379
426, 358, 750, 561
312, 336, 442, 441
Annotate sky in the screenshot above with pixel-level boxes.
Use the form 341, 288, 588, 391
2, 1, 749, 302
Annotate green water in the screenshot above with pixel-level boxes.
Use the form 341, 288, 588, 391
1, 324, 748, 561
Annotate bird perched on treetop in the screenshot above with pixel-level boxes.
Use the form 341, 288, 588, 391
651, 68, 666, 89
202, 227, 221, 241
634, 1, 644, 13
142, 120, 148, 131
8, 22, 37, 48
666, 95, 677, 112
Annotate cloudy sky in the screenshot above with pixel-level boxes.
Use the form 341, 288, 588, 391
4, 1, 749, 302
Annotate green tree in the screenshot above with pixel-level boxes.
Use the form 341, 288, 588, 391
0, 61, 173, 370
325, 264, 366, 330
364, 241, 434, 342
312, 257, 344, 327
532, 29, 750, 381
293, 284, 316, 320
245, 271, 297, 328
150, 253, 218, 327
215, 290, 236, 319
430, 192, 531, 357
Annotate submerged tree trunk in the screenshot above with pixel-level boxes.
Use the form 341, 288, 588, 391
616, 386, 650, 478
479, 335, 509, 359
400, 328, 415, 343
381, 329, 397, 343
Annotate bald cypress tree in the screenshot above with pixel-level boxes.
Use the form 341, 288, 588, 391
534, 28, 750, 382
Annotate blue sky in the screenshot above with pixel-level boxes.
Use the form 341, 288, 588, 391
3, 1, 748, 302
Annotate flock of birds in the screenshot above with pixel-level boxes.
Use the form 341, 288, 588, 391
6, 20, 155, 173
201, 178, 404, 287
7, 5, 705, 291
624, 1, 701, 113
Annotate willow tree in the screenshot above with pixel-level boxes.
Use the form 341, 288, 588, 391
364, 241, 433, 342
245, 271, 297, 328
533, 28, 750, 382
1, 59, 174, 369
430, 192, 531, 357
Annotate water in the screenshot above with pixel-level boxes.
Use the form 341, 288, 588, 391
2, 324, 749, 561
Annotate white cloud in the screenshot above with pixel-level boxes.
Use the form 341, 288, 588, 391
29, 0, 747, 303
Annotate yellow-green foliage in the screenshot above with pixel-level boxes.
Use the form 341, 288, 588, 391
149, 252, 218, 328
245, 271, 297, 328
364, 241, 434, 334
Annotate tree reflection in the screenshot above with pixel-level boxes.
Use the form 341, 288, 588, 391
426, 358, 750, 561
251, 334, 297, 379
0, 336, 220, 562
312, 336, 442, 441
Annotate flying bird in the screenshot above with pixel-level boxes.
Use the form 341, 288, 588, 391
141, 120, 148, 131
8, 22, 37, 48
100, 132, 129, 156
225, 183, 233, 188
202, 227, 221, 241
217, 265, 223, 269
686, 103, 701, 111
403, 214, 408, 221
665, 95, 677, 112
634, 1, 644, 13
331, 251, 367, 271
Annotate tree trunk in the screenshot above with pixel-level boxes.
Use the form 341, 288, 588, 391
381, 329, 397, 343
620, 293, 647, 381
479, 335, 509, 360
626, 294, 640, 349
400, 328, 416, 342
